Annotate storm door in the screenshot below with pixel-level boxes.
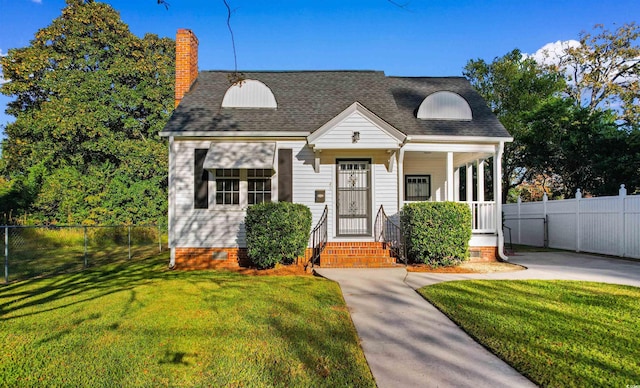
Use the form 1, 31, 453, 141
336, 160, 371, 236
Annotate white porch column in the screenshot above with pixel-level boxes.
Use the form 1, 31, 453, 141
466, 163, 473, 202
454, 167, 460, 202
494, 142, 507, 260
477, 159, 485, 202
446, 152, 454, 201
397, 147, 406, 211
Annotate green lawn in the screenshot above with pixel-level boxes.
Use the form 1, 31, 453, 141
1, 226, 163, 281
0, 253, 375, 387
418, 280, 640, 387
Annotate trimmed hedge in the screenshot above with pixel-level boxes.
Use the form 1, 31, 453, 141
400, 202, 472, 267
245, 202, 312, 269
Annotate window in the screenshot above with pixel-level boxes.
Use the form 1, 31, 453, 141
417, 91, 472, 120
248, 169, 272, 204
405, 175, 431, 201
215, 169, 240, 205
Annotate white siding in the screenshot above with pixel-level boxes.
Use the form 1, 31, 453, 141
373, 160, 398, 219
311, 111, 401, 150
169, 139, 401, 247
172, 139, 286, 248
171, 140, 248, 248
278, 141, 332, 229
403, 152, 446, 202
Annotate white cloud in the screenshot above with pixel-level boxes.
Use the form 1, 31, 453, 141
527, 40, 581, 68
31, 0, 43, 4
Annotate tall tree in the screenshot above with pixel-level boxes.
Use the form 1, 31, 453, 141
520, 99, 634, 197
0, 0, 174, 224
463, 49, 565, 203
543, 23, 640, 128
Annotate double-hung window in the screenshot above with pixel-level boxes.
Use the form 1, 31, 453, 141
248, 169, 272, 205
215, 169, 240, 205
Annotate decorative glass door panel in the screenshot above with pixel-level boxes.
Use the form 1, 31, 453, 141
336, 160, 371, 236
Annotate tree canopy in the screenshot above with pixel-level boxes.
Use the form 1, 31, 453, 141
465, 24, 640, 201
0, 0, 174, 224
464, 49, 565, 202
543, 23, 640, 128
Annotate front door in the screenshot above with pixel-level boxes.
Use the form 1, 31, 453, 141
336, 160, 371, 236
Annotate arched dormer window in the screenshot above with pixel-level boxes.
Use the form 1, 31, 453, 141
221, 79, 277, 108
417, 91, 472, 120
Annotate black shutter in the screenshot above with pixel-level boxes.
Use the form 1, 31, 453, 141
194, 149, 209, 209
278, 148, 293, 202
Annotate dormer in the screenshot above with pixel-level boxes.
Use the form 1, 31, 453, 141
417, 91, 472, 121
221, 79, 277, 109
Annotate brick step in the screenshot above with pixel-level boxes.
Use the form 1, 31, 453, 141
317, 241, 398, 267
322, 249, 392, 256
324, 242, 387, 249
319, 256, 399, 268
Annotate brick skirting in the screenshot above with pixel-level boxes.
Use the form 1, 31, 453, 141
173, 244, 498, 269
173, 247, 251, 270
468, 246, 498, 262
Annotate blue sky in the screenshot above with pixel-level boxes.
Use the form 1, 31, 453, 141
1, 0, 639, 133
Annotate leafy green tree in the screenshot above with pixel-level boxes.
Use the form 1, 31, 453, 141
0, 0, 174, 224
463, 49, 565, 203
520, 99, 636, 196
542, 23, 640, 128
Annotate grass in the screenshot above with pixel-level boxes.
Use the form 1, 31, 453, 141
1, 226, 163, 281
418, 280, 640, 387
0, 253, 375, 387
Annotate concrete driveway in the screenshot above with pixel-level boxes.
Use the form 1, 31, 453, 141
315, 252, 640, 388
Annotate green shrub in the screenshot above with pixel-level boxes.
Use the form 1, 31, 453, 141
245, 202, 312, 269
400, 202, 472, 267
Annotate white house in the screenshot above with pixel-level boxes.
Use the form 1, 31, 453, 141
160, 29, 512, 269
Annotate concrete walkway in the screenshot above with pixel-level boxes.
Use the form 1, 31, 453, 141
315, 252, 640, 388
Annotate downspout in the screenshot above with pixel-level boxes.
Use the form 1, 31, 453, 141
168, 136, 176, 268
494, 141, 508, 261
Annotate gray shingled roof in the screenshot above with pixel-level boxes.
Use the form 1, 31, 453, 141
162, 71, 511, 138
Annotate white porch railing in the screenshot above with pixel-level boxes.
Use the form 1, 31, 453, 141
402, 201, 497, 233
467, 201, 496, 233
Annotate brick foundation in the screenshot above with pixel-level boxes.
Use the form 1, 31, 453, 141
468, 246, 498, 262
173, 244, 499, 269
173, 247, 251, 270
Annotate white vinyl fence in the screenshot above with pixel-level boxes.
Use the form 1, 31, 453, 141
503, 185, 640, 259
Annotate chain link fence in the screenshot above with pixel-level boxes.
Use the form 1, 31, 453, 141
1, 225, 166, 283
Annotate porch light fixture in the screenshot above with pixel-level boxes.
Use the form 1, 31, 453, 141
352, 131, 360, 143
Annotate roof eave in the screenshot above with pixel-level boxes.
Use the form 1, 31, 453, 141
159, 130, 311, 138
406, 135, 513, 143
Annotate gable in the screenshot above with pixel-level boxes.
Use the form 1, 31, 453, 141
307, 102, 405, 150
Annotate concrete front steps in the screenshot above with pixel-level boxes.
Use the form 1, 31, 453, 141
318, 241, 401, 268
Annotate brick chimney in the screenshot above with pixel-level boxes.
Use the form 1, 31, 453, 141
175, 29, 199, 107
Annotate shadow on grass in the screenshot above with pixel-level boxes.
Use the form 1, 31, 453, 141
0, 252, 171, 320
420, 280, 640, 387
